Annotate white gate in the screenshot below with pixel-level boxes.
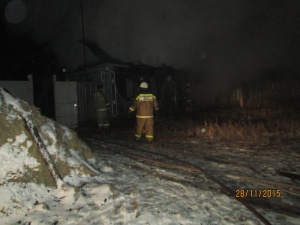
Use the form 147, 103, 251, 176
0, 75, 34, 105
53, 75, 78, 128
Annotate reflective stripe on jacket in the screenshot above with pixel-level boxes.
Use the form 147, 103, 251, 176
129, 93, 159, 118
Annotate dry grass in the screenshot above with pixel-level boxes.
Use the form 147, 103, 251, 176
201, 120, 268, 141
201, 119, 299, 142
157, 108, 300, 143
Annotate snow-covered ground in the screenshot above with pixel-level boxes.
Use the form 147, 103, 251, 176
1, 134, 300, 225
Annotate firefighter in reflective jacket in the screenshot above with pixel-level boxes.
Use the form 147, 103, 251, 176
128, 81, 159, 142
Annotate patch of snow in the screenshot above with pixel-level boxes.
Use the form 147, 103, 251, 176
1, 89, 31, 119
68, 149, 100, 175
61, 125, 73, 141
0, 132, 39, 182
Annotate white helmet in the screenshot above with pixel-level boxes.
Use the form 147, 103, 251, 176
139, 81, 148, 89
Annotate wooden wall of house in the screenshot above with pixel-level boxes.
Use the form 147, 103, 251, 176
229, 74, 300, 109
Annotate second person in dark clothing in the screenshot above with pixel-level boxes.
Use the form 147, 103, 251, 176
93, 84, 110, 129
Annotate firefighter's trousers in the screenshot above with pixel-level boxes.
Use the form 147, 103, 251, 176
96, 108, 109, 127
135, 117, 154, 142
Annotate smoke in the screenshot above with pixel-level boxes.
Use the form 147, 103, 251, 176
3, 0, 300, 101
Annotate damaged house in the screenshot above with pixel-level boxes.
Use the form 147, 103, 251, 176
59, 40, 188, 127
228, 68, 300, 109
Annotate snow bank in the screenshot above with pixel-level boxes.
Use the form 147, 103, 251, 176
0, 88, 98, 187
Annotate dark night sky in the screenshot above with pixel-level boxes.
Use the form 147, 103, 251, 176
1, 0, 300, 98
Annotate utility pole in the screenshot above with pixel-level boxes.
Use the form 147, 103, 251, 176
80, 0, 87, 65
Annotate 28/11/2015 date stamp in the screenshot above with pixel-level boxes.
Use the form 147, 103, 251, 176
235, 189, 281, 198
